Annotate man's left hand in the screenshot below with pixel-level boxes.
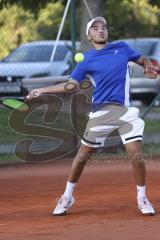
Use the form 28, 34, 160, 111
144, 66, 158, 79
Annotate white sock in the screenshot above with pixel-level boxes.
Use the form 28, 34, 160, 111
64, 181, 76, 200
137, 185, 146, 199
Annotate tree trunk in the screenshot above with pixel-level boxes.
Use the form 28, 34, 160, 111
80, 0, 105, 51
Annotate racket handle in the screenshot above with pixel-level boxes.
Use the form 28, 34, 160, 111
25, 90, 39, 101
33, 91, 39, 97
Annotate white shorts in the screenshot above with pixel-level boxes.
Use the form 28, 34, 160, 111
81, 104, 145, 148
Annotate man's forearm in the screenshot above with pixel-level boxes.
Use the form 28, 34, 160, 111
27, 79, 79, 100
39, 80, 78, 94
39, 82, 68, 94
135, 56, 153, 68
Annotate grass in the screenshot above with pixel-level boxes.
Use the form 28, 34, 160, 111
0, 108, 30, 144
144, 119, 160, 134
142, 144, 160, 156
0, 106, 74, 164
0, 107, 73, 144
0, 106, 160, 164
0, 154, 21, 164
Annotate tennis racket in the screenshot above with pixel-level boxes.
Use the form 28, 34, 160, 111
1, 91, 38, 111
1, 97, 29, 111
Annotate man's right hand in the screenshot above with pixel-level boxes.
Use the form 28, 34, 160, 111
26, 89, 42, 100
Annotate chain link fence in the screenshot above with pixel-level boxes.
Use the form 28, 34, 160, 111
0, 88, 78, 164
0, 0, 160, 164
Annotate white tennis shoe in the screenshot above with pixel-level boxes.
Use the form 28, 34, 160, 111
137, 197, 155, 216
53, 195, 75, 216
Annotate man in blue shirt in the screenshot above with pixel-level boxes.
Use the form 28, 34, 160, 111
28, 17, 158, 216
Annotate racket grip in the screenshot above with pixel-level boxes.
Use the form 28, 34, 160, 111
25, 91, 39, 101
25, 95, 29, 101
33, 91, 39, 97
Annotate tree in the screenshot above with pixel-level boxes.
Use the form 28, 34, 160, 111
80, 0, 105, 51
37, 2, 64, 40
0, 4, 38, 58
105, 0, 160, 40
78, 0, 160, 50
149, 0, 160, 7
0, 0, 159, 58
0, 1, 71, 58
0, 0, 55, 14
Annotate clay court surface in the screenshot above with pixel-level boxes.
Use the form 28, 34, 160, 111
0, 158, 160, 240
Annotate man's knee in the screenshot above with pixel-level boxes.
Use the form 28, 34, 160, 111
131, 153, 145, 165
76, 144, 95, 163
79, 144, 95, 153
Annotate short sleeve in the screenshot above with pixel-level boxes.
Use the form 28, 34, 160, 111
122, 41, 141, 62
70, 60, 87, 83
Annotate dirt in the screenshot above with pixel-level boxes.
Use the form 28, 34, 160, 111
0, 158, 160, 240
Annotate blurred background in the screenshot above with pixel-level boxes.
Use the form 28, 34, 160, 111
0, 0, 160, 164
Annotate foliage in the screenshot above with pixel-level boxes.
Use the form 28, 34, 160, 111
0, 0, 160, 58
0, 1, 68, 59
0, 4, 38, 59
0, 0, 56, 14
149, 0, 160, 7
37, 2, 68, 40
105, 0, 160, 40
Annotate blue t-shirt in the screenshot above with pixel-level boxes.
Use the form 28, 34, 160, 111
70, 41, 141, 111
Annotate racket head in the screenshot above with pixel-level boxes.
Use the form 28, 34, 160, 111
2, 98, 29, 111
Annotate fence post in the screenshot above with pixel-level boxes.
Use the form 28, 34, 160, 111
70, 0, 76, 70
141, 93, 160, 119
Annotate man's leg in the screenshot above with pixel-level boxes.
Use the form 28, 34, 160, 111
68, 144, 95, 182
125, 140, 145, 186
63, 144, 95, 199
53, 144, 95, 216
125, 140, 155, 215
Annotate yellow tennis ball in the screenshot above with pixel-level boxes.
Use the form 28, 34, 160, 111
74, 52, 84, 63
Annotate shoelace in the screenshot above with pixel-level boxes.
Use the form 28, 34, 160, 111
139, 198, 152, 208
55, 196, 71, 208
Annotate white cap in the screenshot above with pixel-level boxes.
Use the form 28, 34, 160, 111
86, 17, 107, 36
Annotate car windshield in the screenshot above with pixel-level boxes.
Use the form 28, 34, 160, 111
124, 40, 157, 56
3, 45, 68, 62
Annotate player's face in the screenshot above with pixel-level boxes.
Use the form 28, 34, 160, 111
88, 21, 108, 44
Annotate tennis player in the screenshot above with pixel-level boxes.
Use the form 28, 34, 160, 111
27, 17, 158, 216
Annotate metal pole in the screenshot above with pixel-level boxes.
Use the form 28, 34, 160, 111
71, 0, 76, 70
50, 0, 71, 61
83, 0, 94, 19
141, 92, 160, 119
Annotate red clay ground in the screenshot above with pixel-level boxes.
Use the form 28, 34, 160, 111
0, 158, 160, 240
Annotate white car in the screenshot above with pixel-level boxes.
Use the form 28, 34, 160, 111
0, 40, 80, 95
0, 40, 75, 82
122, 38, 160, 105
114, 38, 160, 105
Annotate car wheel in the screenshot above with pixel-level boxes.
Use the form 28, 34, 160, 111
142, 94, 156, 106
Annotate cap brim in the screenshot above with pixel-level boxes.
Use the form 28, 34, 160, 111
86, 17, 107, 36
